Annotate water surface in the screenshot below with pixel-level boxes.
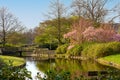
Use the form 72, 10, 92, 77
25, 57, 115, 79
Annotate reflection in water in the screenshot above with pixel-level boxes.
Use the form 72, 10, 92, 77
25, 59, 46, 80
36, 59, 109, 78
25, 57, 117, 79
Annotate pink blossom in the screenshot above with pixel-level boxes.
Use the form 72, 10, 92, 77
63, 30, 77, 38
83, 26, 116, 42
63, 18, 119, 43
112, 34, 120, 41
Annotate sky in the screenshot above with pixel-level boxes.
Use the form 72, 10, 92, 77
0, 0, 119, 29
0, 0, 72, 29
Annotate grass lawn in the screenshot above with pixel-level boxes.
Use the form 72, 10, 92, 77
97, 54, 120, 69
0, 55, 25, 67
99, 54, 120, 64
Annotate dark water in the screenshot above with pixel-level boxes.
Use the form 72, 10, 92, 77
25, 57, 117, 80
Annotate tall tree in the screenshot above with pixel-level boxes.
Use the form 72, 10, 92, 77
46, 0, 67, 45
7, 32, 27, 45
0, 7, 24, 46
24, 29, 35, 44
71, 0, 109, 23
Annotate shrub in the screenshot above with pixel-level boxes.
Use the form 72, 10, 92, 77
0, 59, 32, 80
40, 69, 120, 80
82, 42, 120, 59
66, 42, 96, 56
38, 70, 71, 80
55, 44, 69, 54
0, 58, 6, 68
66, 44, 83, 56
39, 42, 58, 50
66, 46, 75, 55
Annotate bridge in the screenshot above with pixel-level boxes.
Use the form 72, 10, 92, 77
0, 47, 55, 58
0, 47, 34, 56
31, 48, 55, 58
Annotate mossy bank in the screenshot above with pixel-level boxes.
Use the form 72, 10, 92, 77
0, 55, 25, 67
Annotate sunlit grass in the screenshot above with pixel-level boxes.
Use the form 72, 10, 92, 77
0, 55, 25, 67
100, 54, 120, 64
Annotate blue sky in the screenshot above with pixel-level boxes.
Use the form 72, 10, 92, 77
0, 0, 72, 29
0, 0, 119, 29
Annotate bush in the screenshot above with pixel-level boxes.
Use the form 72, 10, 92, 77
82, 42, 120, 59
66, 42, 96, 56
0, 58, 6, 68
55, 44, 69, 54
38, 42, 58, 50
38, 70, 71, 80
66, 45, 83, 56
0, 59, 32, 80
39, 69, 120, 80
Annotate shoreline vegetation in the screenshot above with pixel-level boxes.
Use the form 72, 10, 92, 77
53, 41, 120, 70
97, 54, 120, 70
54, 54, 120, 70
0, 55, 32, 80
0, 55, 26, 67
32, 49, 120, 70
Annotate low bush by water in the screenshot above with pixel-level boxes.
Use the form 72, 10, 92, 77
38, 69, 120, 80
56, 44, 69, 54
0, 56, 32, 80
56, 42, 96, 55
81, 42, 120, 59
66, 44, 83, 56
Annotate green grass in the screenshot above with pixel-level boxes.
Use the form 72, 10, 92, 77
99, 54, 120, 64
0, 55, 25, 67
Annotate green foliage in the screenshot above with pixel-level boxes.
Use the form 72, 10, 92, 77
39, 70, 71, 80
4, 44, 18, 50
38, 69, 120, 80
34, 17, 78, 47
0, 58, 32, 80
55, 44, 69, 54
38, 42, 58, 50
66, 45, 82, 56
0, 56, 25, 67
99, 54, 120, 65
0, 58, 6, 68
34, 34, 49, 45
7, 32, 27, 45
34, 29, 58, 50
80, 41, 97, 49
66, 42, 96, 56
1, 44, 20, 56
82, 42, 120, 59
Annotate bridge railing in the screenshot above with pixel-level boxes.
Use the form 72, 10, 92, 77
33, 48, 55, 58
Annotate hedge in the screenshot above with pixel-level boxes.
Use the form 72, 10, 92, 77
55, 44, 69, 54
81, 42, 120, 59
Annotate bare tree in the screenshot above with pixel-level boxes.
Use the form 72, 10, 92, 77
24, 29, 35, 44
0, 7, 24, 46
108, 3, 120, 23
71, 0, 109, 23
45, 0, 67, 45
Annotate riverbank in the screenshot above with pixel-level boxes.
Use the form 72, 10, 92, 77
55, 53, 120, 70
97, 54, 120, 69
0, 55, 25, 67
55, 54, 87, 60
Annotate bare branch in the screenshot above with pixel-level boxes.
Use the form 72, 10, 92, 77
0, 7, 25, 46
71, 0, 109, 23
